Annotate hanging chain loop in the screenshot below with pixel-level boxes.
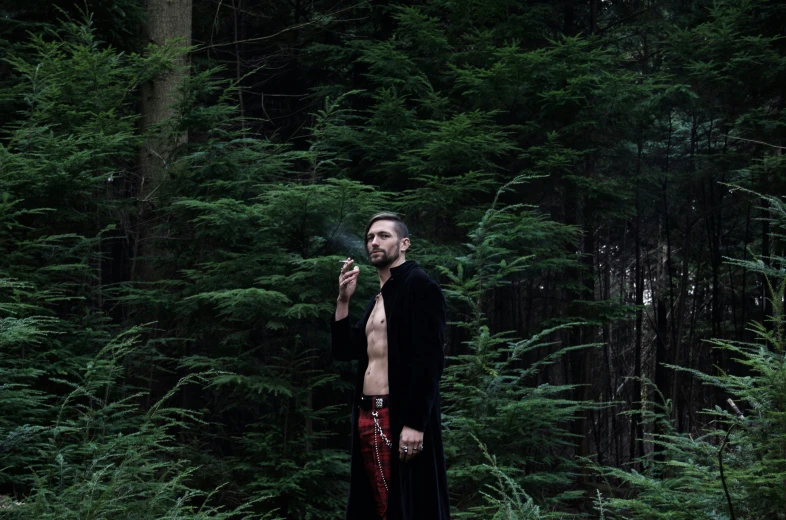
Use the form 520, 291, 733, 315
371, 409, 392, 491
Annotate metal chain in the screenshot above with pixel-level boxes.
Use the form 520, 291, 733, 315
372, 410, 393, 448
371, 410, 391, 492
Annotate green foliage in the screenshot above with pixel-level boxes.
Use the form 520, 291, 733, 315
468, 440, 544, 520
440, 179, 593, 517
4, 0, 786, 518
0, 312, 273, 519
124, 64, 394, 519
0, 17, 269, 519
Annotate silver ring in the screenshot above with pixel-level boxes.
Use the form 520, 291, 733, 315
401, 446, 408, 453
418, 444, 424, 451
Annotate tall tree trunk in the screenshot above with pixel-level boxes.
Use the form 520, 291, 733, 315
563, 0, 576, 36
231, 0, 246, 132
741, 202, 751, 340
671, 201, 692, 431
134, 0, 192, 281
630, 145, 645, 467
570, 153, 597, 479
602, 225, 619, 466
762, 195, 771, 324
577, 217, 595, 460
653, 176, 674, 460
135, 0, 192, 409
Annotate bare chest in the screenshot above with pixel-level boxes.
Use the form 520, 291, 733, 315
365, 293, 387, 339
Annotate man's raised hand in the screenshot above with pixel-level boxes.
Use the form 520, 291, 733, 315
338, 258, 360, 303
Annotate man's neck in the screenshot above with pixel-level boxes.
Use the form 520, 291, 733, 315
377, 256, 406, 288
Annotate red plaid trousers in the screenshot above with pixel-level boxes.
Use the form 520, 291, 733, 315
357, 397, 393, 520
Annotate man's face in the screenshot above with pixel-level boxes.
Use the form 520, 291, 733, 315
366, 220, 408, 268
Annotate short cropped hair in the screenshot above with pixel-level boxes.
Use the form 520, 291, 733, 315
364, 212, 409, 241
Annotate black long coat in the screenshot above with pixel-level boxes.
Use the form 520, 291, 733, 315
331, 260, 450, 520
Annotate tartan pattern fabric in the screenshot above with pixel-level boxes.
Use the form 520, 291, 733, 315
358, 399, 392, 520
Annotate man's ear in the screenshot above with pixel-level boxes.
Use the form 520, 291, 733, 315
400, 237, 410, 252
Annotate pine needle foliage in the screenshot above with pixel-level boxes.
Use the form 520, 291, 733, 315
468, 439, 544, 520
10, 1, 786, 518
440, 178, 594, 517
1, 313, 275, 519
119, 64, 394, 518
0, 18, 272, 519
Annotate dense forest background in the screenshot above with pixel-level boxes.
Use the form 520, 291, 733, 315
2, 0, 786, 518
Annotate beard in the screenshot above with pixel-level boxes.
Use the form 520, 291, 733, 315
368, 245, 400, 268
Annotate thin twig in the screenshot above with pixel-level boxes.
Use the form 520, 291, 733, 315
719, 423, 737, 520
199, 2, 368, 50
720, 134, 786, 150
727, 398, 744, 419
596, 7, 652, 35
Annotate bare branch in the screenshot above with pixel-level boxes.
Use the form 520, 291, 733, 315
199, 2, 368, 51
720, 134, 786, 150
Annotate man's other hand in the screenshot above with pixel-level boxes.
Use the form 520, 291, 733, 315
399, 426, 424, 463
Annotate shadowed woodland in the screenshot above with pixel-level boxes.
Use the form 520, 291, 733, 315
1, 0, 786, 518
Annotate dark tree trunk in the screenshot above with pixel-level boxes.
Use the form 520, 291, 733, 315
135, 0, 193, 282
590, 0, 598, 34
563, 0, 576, 36
630, 145, 645, 467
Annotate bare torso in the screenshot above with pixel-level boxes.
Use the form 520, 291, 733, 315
363, 292, 389, 395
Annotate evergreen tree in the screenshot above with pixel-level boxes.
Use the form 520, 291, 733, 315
0, 17, 267, 518
3, 0, 786, 517
438, 179, 593, 516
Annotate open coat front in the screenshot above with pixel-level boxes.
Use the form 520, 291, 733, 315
331, 260, 450, 520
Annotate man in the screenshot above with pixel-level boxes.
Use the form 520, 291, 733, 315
331, 213, 450, 520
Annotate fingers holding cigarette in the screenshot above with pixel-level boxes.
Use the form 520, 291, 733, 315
341, 268, 360, 286
339, 257, 354, 274
338, 258, 360, 297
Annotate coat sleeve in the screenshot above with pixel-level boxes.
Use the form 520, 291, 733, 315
330, 315, 364, 361
401, 280, 446, 432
